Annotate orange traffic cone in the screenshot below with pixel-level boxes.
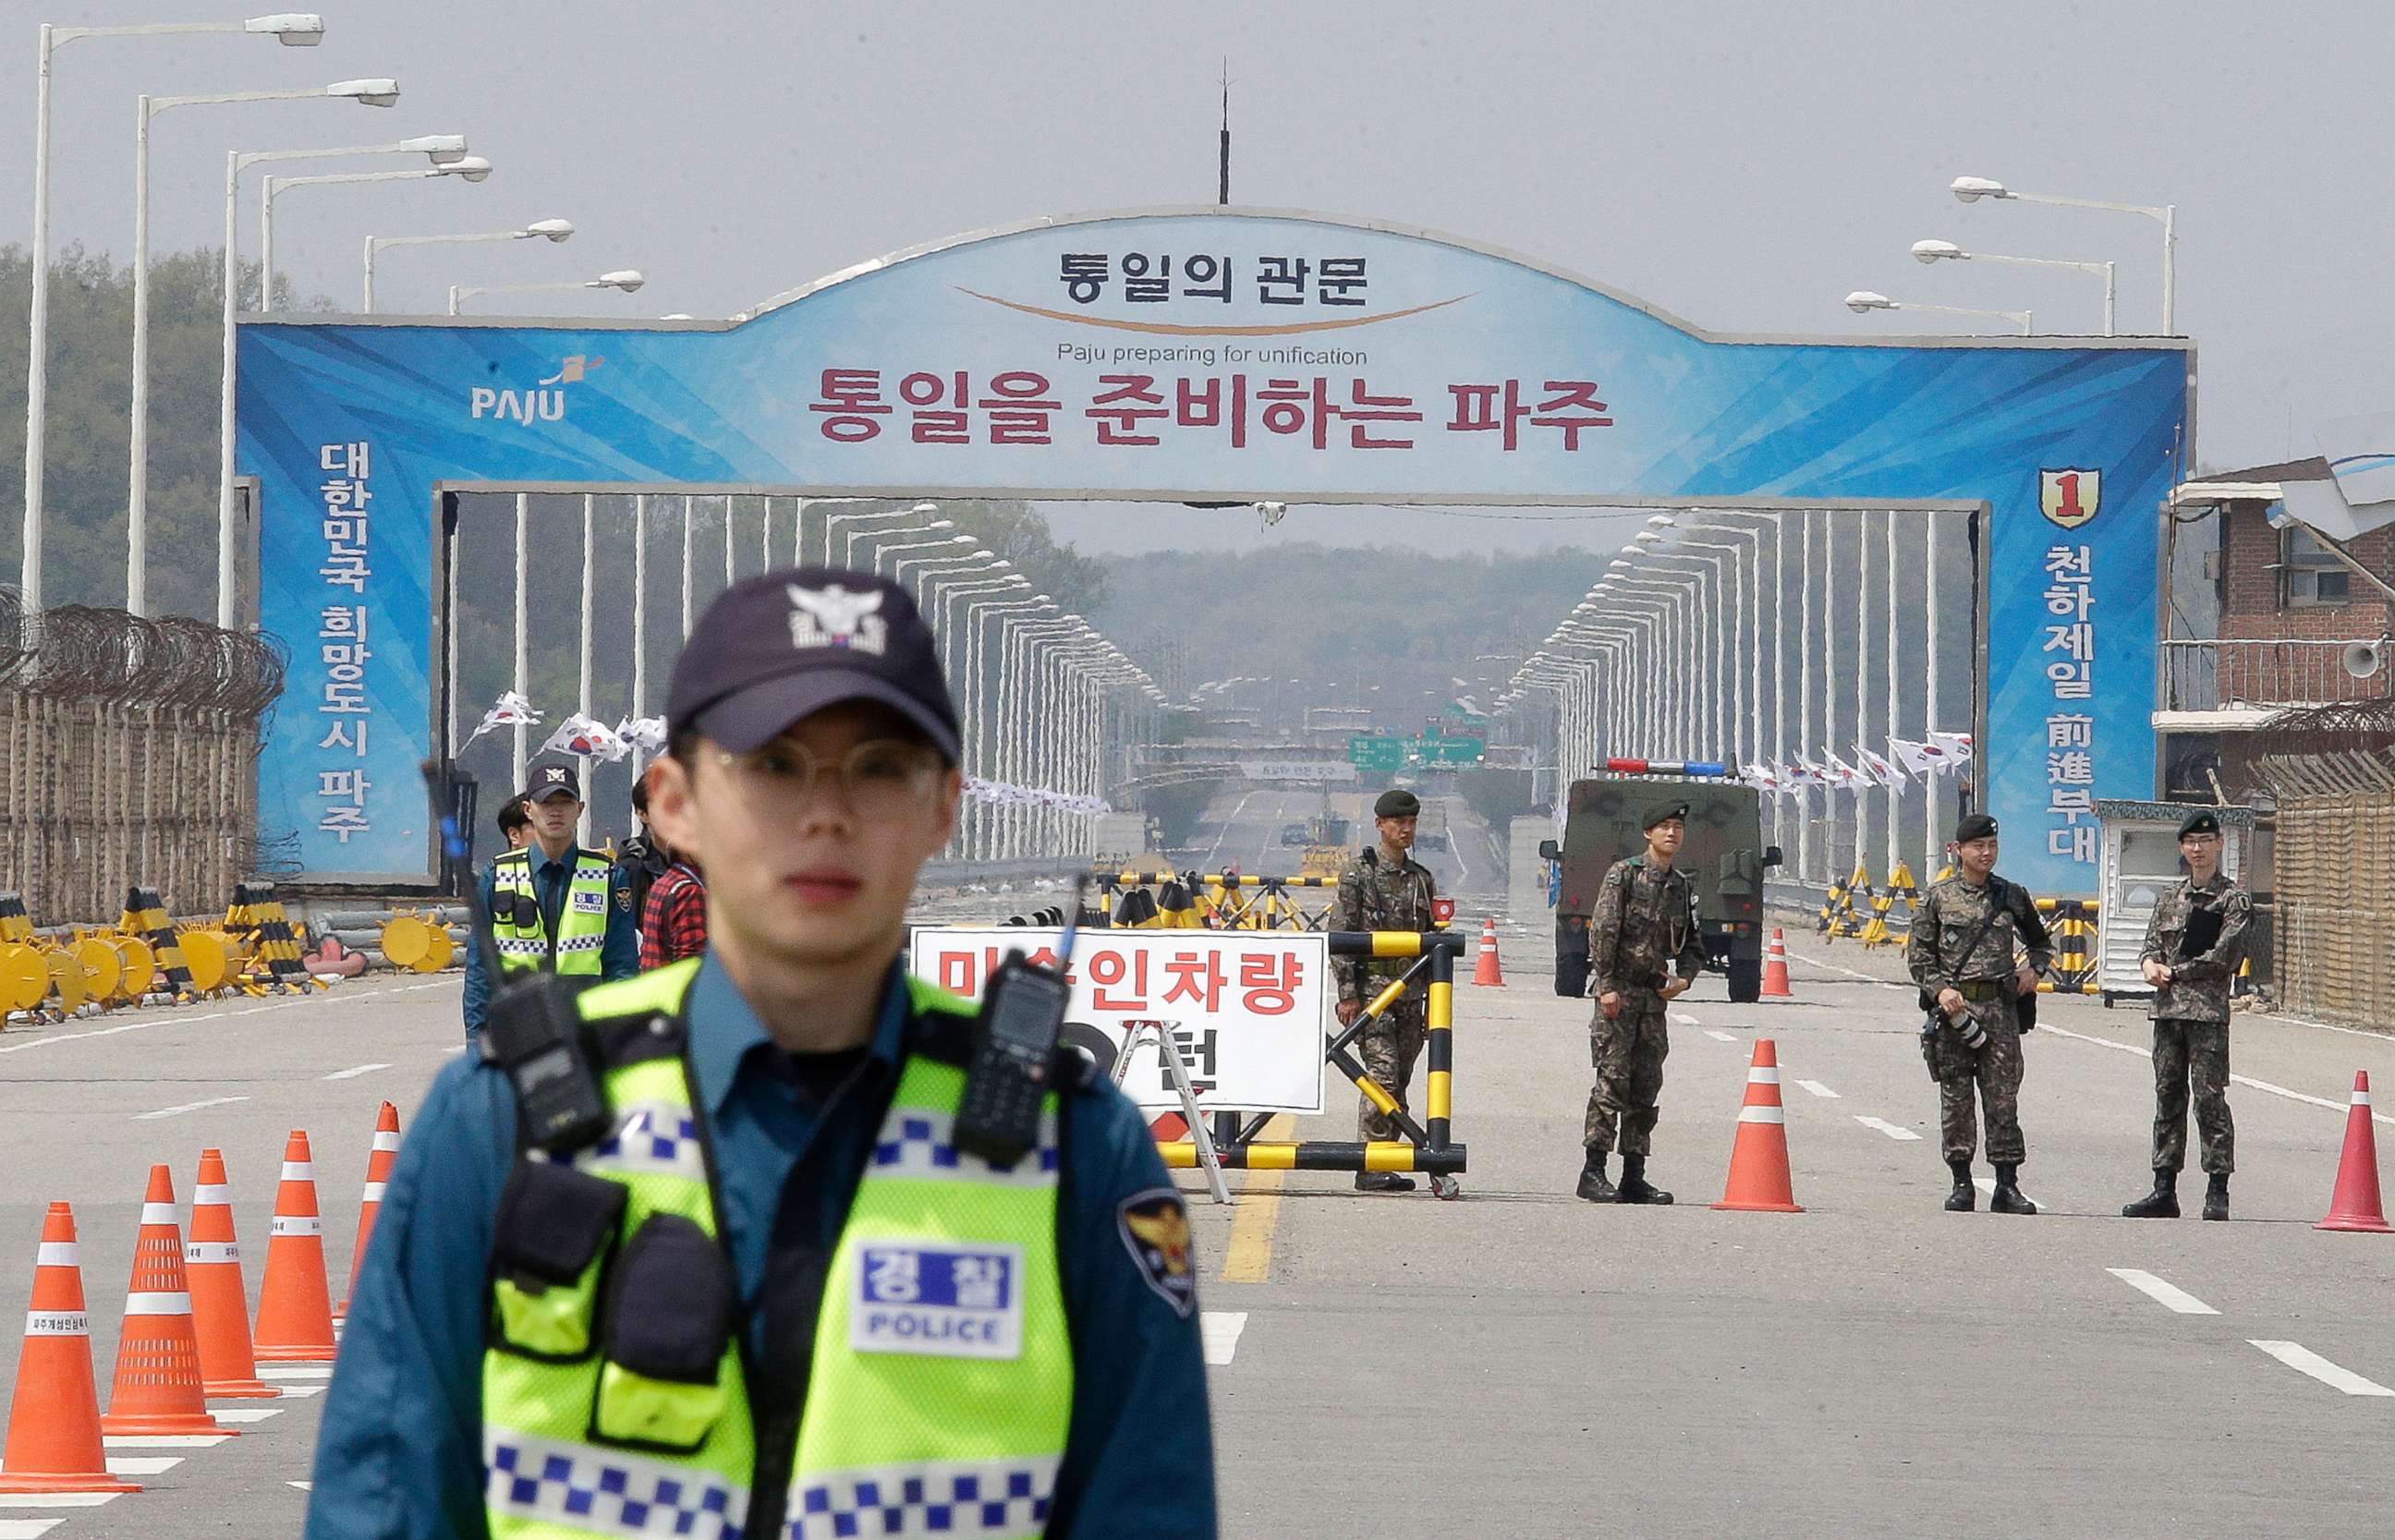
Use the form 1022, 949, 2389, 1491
0, 1204, 142, 1494
1472, 916, 1505, 987
338, 1102, 402, 1318
2316, 1071, 2392, 1233
187, 1148, 279, 1399
1761, 928, 1793, 999
1713, 1038, 1804, 1213
100, 1164, 233, 1437
251, 1130, 337, 1361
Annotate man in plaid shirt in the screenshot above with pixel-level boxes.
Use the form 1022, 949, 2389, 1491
639, 855, 709, 969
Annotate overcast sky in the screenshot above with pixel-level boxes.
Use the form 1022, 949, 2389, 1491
8, 0, 2384, 554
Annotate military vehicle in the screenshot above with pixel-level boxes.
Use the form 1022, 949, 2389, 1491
1538, 770, 1781, 1003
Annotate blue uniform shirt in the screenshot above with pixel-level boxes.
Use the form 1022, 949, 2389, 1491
459, 844, 639, 1036
309, 952, 1218, 1540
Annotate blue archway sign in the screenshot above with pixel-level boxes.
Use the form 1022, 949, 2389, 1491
240, 207, 2189, 893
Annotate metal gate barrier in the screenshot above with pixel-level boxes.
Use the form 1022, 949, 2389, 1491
1155, 928, 1469, 1200
1096, 870, 1343, 932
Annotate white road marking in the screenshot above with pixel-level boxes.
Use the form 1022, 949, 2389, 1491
256, 1364, 334, 1380
322, 1062, 391, 1081
1786, 951, 1911, 990
0, 1494, 121, 1509
2248, 1340, 2395, 1397
210, 1407, 285, 1424
2039, 1024, 2395, 1128
2107, 1267, 2219, 1316
287, 1482, 313, 1492
103, 1456, 182, 1476
275, 1385, 325, 1398
1672, 1013, 1701, 1027
443, 1044, 468, 1055
101, 1434, 229, 1449
0, 1521, 69, 1538
1704, 1029, 1739, 1043
1200, 1310, 1248, 1365
1794, 1079, 1841, 1098
0, 980, 434, 1057
1854, 1116, 1922, 1141
131, 1096, 249, 1121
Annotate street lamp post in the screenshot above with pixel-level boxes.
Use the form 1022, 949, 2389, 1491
1911, 239, 2114, 335
363, 219, 571, 310
22, 10, 326, 616
449, 271, 646, 314
1843, 290, 2032, 335
223, 135, 474, 627
130, 74, 398, 617
1952, 176, 2175, 333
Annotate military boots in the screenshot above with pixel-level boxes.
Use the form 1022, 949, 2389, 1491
1575, 1153, 1618, 1203
2203, 1172, 2231, 1221
1988, 1162, 2038, 1215
1944, 1159, 1976, 1211
1616, 1155, 1673, 1205
2122, 1170, 2181, 1219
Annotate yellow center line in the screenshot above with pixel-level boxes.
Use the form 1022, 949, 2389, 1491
1217, 1112, 1292, 1283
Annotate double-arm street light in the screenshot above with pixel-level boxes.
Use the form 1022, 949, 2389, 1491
129, 73, 398, 618
1952, 175, 2175, 333
449, 270, 646, 315
364, 220, 573, 311
1844, 290, 2031, 335
22, 10, 325, 615
1911, 239, 2114, 335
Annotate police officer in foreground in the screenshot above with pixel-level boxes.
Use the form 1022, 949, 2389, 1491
2122, 810, 2253, 1221
1579, 802, 1704, 1205
1334, 787, 1440, 1193
1906, 812, 2051, 1215
310, 569, 1217, 1540
461, 763, 640, 1041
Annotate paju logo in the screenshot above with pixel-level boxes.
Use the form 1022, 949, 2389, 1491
470, 354, 602, 424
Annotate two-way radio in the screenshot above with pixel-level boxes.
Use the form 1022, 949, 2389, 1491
954, 876, 1089, 1167
424, 760, 611, 1154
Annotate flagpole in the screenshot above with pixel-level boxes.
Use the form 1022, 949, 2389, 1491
578, 491, 595, 848
514, 492, 530, 791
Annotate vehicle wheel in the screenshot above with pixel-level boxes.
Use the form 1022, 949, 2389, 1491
1728, 956, 1762, 1004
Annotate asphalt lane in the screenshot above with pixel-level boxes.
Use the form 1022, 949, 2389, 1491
4, 867, 2393, 1537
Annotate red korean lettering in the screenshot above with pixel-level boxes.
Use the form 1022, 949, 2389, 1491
809, 369, 888, 442
900, 370, 970, 445
1239, 951, 1303, 1014
1162, 950, 1227, 1013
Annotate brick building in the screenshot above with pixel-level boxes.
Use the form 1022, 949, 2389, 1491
2158, 457, 2394, 799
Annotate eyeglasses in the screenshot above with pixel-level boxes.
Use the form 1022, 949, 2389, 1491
711, 739, 943, 818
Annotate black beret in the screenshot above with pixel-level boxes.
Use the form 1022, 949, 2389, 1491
1643, 801, 1690, 831
1954, 811, 1999, 843
1374, 789, 1421, 819
2178, 811, 2221, 839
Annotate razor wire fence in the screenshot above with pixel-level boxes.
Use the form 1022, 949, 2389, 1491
0, 585, 286, 925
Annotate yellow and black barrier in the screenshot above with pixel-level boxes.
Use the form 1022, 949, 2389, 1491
1094, 870, 1343, 933
119, 886, 198, 1004
226, 880, 316, 992
1155, 928, 1469, 1194
2031, 896, 2102, 994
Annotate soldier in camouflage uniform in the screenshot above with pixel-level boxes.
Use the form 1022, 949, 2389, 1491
2122, 810, 2253, 1221
1905, 812, 2051, 1215
1335, 788, 1440, 1193
1578, 801, 1706, 1206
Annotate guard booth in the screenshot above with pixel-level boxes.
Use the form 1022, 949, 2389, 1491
2092, 799, 2258, 1006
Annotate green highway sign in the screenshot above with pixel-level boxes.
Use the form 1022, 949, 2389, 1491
1348, 734, 1408, 772
1350, 733, 1484, 770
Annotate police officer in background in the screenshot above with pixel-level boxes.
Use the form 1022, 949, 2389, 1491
1335, 787, 1440, 1194
1579, 801, 1704, 1205
461, 762, 640, 1041
310, 568, 1215, 1540
2122, 810, 2253, 1221
494, 794, 531, 851
1906, 812, 2051, 1215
